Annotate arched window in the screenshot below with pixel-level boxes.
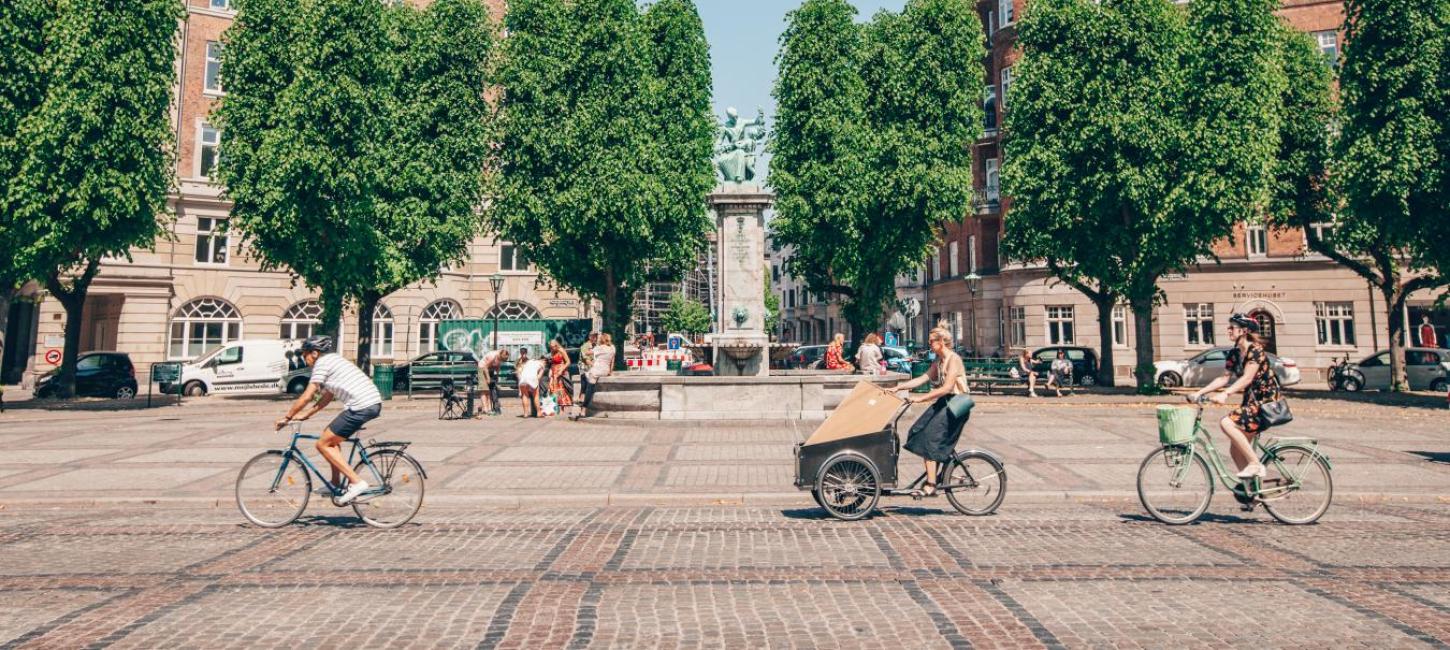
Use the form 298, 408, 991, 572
484, 300, 540, 321
281, 300, 324, 340
418, 299, 460, 353
371, 304, 394, 358
169, 298, 242, 359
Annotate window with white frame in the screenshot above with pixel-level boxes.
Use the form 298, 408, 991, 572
999, 0, 1013, 27
204, 42, 223, 93
1314, 30, 1338, 67
1112, 304, 1128, 348
986, 8, 996, 34
932, 249, 942, 282
370, 304, 394, 358
194, 217, 228, 265
418, 300, 460, 352
1246, 222, 1267, 256
983, 85, 998, 132
949, 312, 963, 342
485, 300, 541, 320
210, 0, 231, 9
1000, 67, 1014, 109
1315, 302, 1356, 346
985, 158, 1001, 201
1008, 306, 1026, 347
1307, 221, 1335, 244
282, 301, 324, 340
968, 235, 978, 272
168, 298, 242, 360
198, 123, 220, 178
949, 240, 960, 277
1046, 305, 1074, 344
1184, 303, 1215, 346
500, 243, 529, 271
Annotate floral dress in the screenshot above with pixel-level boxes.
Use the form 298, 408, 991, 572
549, 352, 573, 407
823, 343, 849, 370
1224, 342, 1281, 434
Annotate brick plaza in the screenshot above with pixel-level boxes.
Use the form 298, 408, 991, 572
0, 395, 1447, 647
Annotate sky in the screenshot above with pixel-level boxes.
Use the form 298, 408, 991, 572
698, 0, 908, 121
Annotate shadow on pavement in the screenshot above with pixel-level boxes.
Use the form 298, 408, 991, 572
1117, 511, 1264, 525
1406, 451, 1450, 465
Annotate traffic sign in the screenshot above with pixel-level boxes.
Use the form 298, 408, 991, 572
43, 349, 61, 365
884, 332, 899, 348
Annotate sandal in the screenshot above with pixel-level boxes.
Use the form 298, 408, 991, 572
922, 483, 936, 497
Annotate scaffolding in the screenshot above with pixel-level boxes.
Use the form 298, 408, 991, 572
631, 239, 715, 336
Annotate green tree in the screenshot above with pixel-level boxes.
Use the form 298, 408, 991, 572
771, 0, 981, 345
0, 0, 181, 397
764, 272, 782, 338
1001, 0, 1287, 392
492, 0, 716, 369
1314, 0, 1448, 390
660, 293, 712, 336
216, 0, 495, 372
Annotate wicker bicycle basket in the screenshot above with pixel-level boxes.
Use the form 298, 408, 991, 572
1156, 405, 1198, 445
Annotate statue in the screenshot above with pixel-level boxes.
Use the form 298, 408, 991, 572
714, 106, 767, 184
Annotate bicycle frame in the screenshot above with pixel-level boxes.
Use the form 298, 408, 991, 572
1165, 403, 1328, 499
269, 424, 386, 497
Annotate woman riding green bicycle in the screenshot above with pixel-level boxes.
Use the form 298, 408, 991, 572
1189, 313, 1285, 480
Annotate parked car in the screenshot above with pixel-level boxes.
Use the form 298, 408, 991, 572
881, 346, 912, 373
160, 340, 302, 397
1154, 346, 1302, 388
394, 350, 481, 392
1339, 348, 1450, 392
784, 345, 828, 369
34, 351, 139, 399
1029, 346, 1101, 386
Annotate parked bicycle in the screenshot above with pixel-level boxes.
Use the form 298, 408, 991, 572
236, 423, 426, 529
1325, 355, 1361, 392
1136, 397, 1332, 525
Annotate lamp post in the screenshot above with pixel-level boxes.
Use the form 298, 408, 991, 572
963, 272, 981, 357
489, 273, 504, 353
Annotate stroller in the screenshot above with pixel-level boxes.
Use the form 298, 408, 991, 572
793, 382, 1008, 520
438, 378, 469, 420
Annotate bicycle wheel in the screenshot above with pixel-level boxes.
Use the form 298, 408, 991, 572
236, 451, 310, 528
943, 452, 1007, 516
1261, 445, 1333, 525
815, 454, 880, 521
1136, 446, 1213, 525
351, 450, 426, 529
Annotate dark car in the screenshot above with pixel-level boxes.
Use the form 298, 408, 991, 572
394, 351, 480, 392
785, 345, 828, 369
1030, 346, 1100, 386
34, 351, 139, 399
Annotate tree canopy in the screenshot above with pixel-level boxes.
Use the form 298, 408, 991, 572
216, 0, 495, 371
660, 293, 712, 336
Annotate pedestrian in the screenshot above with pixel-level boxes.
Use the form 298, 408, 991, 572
515, 348, 545, 418
824, 333, 851, 370
1045, 349, 1073, 397
1016, 348, 1039, 397
547, 339, 573, 417
855, 333, 885, 376
580, 331, 599, 372
572, 332, 615, 420
474, 348, 509, 417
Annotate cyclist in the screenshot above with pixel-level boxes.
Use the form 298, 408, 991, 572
1190, 313, 1282, 480
274, 335, 382, 504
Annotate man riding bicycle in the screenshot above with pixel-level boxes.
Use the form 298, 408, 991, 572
274, 335, 382, 505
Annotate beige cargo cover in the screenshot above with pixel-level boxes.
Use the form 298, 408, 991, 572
803, 381, 907, 446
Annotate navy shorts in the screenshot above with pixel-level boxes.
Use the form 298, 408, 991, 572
327, 404, 382, 439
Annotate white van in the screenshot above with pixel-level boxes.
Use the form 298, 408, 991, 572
169, 339, 308, 396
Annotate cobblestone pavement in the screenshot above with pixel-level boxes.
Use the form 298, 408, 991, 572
0, 395, 1446, 505
0, 502, 1447, 648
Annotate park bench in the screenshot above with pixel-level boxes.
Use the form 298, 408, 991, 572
961, 358, 1023, 394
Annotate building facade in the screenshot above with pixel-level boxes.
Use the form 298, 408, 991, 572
11, 0, 594, 383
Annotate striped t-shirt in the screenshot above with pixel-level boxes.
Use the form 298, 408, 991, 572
309, 354, 383, 411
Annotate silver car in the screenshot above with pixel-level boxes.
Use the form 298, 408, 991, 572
1155, 347, 1302, 388
1341, 348, 1450, 392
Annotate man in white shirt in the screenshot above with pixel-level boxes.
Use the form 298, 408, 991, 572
275, 336, 383, 504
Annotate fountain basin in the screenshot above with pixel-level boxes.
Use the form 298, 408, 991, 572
590, 371, 906, 420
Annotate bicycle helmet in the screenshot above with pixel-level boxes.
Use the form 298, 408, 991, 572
300, 335, 334, 353
1228, 313, 1260, 332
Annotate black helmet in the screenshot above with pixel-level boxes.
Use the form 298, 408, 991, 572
301, 335, 334, 353
1228, 313, 1260, 333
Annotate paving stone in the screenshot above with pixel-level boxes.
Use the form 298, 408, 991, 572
672, 444, 791, 462
0, 588, 119, 645
1, 467, 228, 492
661, 464, 792, 488
0, 448, 120, 465
485, 446, 639, 463
0, 533, 256, 575
448, 465, 624, 490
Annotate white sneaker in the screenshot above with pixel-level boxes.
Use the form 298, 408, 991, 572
1235, 463, 1265, 479
337, 480, 371, 505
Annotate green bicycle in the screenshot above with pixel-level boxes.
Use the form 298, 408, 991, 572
1136, 397, 1333, 525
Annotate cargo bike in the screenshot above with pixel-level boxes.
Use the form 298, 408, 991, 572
794, 382, 1007, 520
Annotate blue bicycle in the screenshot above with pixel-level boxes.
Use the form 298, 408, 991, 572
236, 423, 426, 528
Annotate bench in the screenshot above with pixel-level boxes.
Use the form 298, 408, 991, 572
961, 359, 1022, 394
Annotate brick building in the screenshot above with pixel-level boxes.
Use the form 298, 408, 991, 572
5, 0, 593, 385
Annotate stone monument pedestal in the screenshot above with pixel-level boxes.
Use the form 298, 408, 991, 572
705, 185, 772, 377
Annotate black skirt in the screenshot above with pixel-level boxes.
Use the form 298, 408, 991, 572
904, 396, 965, 463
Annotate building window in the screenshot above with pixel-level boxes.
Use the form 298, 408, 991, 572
210, 0, 231, 9
931, 249, 941, 282
500, 243, 529, 271
949, 240, 960, 277
198, 123, 220, 178
787, 289, 795, 308
1314, 30, 1338, 67
949, 312, 963, 342
204, 42, 223, 93
1307, 221, 1336, 244
1246, 221, 1267, 256
1008, 306, 1026, 347
194, 217, 228, 265
968, 235, 978, 272
418, 299, 460, 353
168, 297, 242, 360
281, 300, 324, 340
985, 158, 1001, 202
999, 0, 1013, 27
983, 85, 998, 132
370, 304, 394, 359
485, 300, 541, 321
1112, 304, 1128, 348
1185, 303, 1215, 346
1000, 67, 1013, 109
1315, 302, 1356, 346
1046, 305, 1074, 345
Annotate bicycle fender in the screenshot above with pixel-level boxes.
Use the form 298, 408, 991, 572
1270, 442, 1333, 471
955, 448, 1004, 466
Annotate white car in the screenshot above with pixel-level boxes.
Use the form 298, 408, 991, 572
1340, 348, 1450, 392
1155, 347, 1301, 388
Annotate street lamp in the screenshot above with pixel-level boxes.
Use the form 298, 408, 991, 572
963, 272, 982, 357
489, 272, 504, 352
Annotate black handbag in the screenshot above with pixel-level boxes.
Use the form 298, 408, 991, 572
1258, 373, 1293, 427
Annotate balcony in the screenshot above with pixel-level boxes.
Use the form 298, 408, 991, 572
971, 184, 1001, 214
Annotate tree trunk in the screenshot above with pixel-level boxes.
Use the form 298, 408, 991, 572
319, 289, 344, 348
1130, 297, 1157, 393
1093, 295, 1116, 387
0, 283, 14, 382
602, 271, 628, 371
44, 261, 99, 399
1385, 285, 1408, 392
355, 292, 379, 376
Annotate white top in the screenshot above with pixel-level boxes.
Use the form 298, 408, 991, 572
517, 358, 545, 388
587, 345, 615, 382
309, 353, 382, 411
